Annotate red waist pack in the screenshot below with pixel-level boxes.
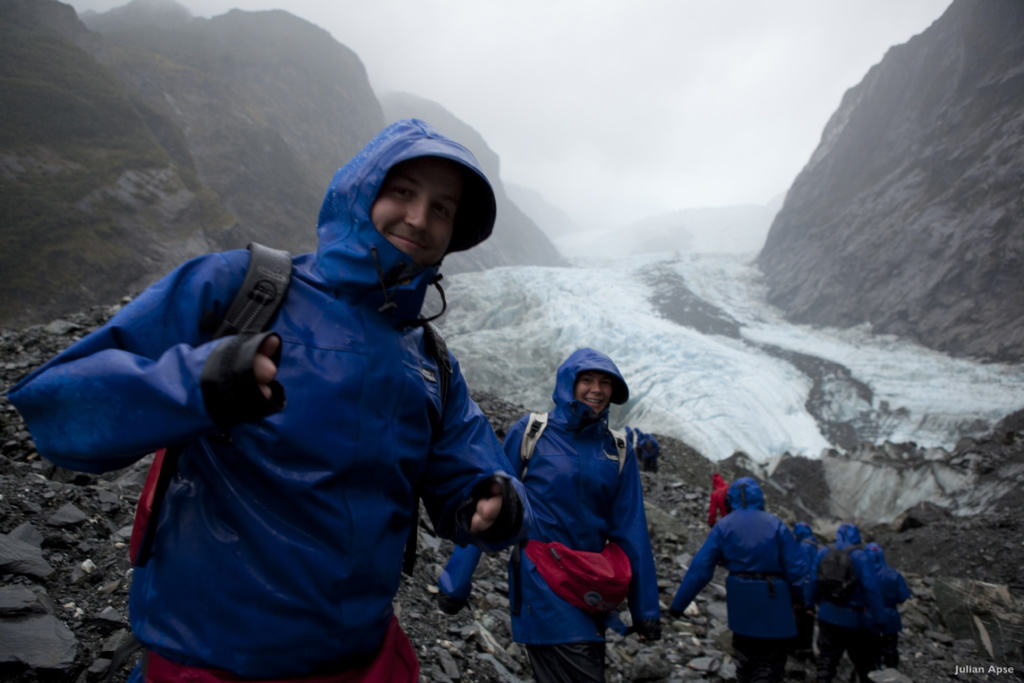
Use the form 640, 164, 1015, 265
524, 539, 632, 614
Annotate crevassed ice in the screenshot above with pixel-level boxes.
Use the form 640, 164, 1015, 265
437, 253, 1024, 462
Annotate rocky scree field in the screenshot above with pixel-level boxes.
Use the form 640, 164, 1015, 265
2, 303, 1023, 681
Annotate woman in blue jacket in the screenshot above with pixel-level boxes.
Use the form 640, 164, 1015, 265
8, 119, 530, 681
438, 348, 661, 682
669, 477, 807, 683
865, 542, 911, 669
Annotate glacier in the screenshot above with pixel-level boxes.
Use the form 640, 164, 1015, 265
434, 252, 1024, 462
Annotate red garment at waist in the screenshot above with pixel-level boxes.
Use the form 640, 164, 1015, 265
143, 616, 418, 683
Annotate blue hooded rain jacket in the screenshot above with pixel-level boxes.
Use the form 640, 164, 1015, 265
8, 119, 531, 677
670, 477, 807, 639
438, 348, 660, 644
793, 521, 820, 587
865, 542, 911, 633
806, 523, 886, 631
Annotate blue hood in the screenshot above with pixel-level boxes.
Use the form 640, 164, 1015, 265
836, 522, 863, 548
865, 542, 886, 572
309, 118, 496, 321
727, 477, 765, 511
552, 348, 629, 428
793, 521, 814, 542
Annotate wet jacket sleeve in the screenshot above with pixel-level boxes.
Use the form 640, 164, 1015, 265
778, 523, 809, 593
671, 528, 723, 614
609, 439, 661, 623
877, 567, 912, 607
416, 356, 531, 552
6, 252, 279, 472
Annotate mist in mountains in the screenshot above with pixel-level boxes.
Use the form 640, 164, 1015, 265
2, 0, 1021, 366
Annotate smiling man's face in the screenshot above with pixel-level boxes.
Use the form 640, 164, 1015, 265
370, 156, 463, 266
574, 370, 614, 415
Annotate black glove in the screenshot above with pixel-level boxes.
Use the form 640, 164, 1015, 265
459, 475, 523, 543
201, 331, 285, 426
436, 592, 468, 615
634, 618, 661, 641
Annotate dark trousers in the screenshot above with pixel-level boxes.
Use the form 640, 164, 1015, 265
791, 606, 815, 654
526, 641, 605, 683
878, 632, 900, 669
815, 620, 877, 683
732, 633, 788, 683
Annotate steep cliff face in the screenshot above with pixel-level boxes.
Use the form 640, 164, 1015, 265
756, 0, 1024, 363
80, 1, 387, 255
0, 0, 232, 327
1, 0, 565, 327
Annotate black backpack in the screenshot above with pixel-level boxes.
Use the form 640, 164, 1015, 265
816, 543, 861, 603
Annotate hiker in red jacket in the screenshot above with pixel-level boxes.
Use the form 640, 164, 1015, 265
707, 472, 730, 527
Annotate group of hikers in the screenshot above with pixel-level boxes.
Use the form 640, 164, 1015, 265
5, 120, 908, 683
681, 476, 912, 683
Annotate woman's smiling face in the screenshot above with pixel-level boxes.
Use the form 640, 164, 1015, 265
574, 370, 614, 415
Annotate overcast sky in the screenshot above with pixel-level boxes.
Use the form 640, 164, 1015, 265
68, 0, 954, 230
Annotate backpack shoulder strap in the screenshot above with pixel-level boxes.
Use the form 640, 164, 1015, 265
421, 322, 452, 408
609, 427, 627, 474
402, 322, 452, 578
131, 243, 291, 569
520, 412, 549, 465
213, 242, 292, 338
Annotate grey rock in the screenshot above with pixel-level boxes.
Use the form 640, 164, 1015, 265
0, 532, 54, 579
47, 502, 89, 527
631, 649, 676, 680
8, 521, 45, 546
0, 585, 46, 616
0, 612, 78, 669
869, 668, 914, 683
932, 577, 1024, 660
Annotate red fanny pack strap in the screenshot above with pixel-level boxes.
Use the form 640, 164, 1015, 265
129, 447, 178, 566
143, 617, 418, 683
524, 539, 632, 614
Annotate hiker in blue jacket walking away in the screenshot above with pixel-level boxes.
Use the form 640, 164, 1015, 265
669, 477, 807, 683
628, 427, 660, 472
864, 542, 912, 670
807, 523, 887, 683
790, 521, 821, 661
437, 348, 661, 683
7, 119, 532, 682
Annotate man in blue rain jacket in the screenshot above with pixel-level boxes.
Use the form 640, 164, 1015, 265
670, 477, 807, 683
807, 523, 886, 683
7, 119, 531, 680
864, 542, 911, 669
437, 348, 661, 682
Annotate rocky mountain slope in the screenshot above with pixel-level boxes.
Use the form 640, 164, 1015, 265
1, 306, 1022, 681
756, 0, 1024, 364
0, 0, 564, 329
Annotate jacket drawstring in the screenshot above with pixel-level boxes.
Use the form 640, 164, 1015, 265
418, 274, 448, 323
371, 246, 399, 313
